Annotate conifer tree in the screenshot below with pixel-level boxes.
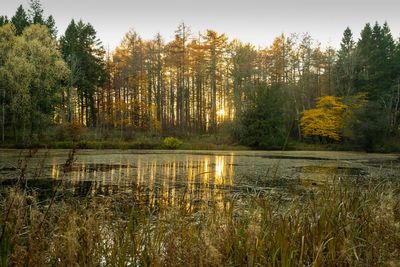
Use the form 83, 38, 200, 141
11, 5, 30, 35
0, 16, 9, 27
28, 0, 45, 24
335, 27, 357, 96
45, 15, 57, 38
60, 20, 105, 126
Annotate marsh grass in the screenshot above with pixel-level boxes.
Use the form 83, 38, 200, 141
0, 151, 399, 266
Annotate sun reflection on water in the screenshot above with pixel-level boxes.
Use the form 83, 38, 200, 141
51, 153, 236, 209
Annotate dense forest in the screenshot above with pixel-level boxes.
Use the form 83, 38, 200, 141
1, 0, 400, 151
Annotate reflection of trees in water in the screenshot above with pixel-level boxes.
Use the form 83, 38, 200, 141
296, 165, 367, 186
50, 154, 236, 209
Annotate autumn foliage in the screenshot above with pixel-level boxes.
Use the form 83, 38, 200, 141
300, 96, 347, 141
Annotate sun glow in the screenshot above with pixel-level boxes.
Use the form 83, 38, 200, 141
217, 108, 225, 118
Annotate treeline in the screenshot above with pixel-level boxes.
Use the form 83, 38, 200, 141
1, 1, 399, 150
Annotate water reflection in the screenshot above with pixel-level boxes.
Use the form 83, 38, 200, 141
2, 150, 386, 209
51, 154, 236, 208
296, 165, 367, 186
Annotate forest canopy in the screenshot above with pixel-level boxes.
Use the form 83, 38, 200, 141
0, 1, 399, 151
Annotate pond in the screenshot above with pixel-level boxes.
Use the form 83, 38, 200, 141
0, 149, 399, 206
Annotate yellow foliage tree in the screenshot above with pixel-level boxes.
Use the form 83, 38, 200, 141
300, 96, 347, 141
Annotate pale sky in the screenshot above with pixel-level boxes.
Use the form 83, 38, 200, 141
2, 0, 400, 50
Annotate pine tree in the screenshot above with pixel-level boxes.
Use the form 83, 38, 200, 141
340, 27, 355, 55
28, 0, 45, 24
335, 27, 357, 96
60, 20, 105, 126
45, 15, 57, 38
0, 16, 9, 27
357, 22, 395, 100
356, 23, 374, 95
378, 22, 396, 92
11, 5, 30, 35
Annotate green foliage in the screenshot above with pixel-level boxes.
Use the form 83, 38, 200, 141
239, 85, 288, 149
350, 101, 388, 152
335, 27, 357, 96
60, 19, 106, 126
11, 5, 29, 35
3, 1, 58, 39
0, 24, 68, 143
45, 15, 57, 38
28, 0, 45, 25
334, 21, 399, 149
0, 16, 9, 27
162, 137, 183, 149
356, 22, 396, 100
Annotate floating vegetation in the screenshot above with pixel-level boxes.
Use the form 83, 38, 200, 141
0, 149, 399, 265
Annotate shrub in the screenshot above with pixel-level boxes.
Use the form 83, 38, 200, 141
56, 122, 85, 141
162, 137, 183, 149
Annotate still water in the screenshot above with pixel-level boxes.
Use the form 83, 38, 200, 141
0, 149, 399, 205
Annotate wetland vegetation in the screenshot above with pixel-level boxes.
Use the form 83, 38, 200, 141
0, 149, 399, 266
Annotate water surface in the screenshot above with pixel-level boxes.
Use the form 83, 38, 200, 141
1, 149, 399, 206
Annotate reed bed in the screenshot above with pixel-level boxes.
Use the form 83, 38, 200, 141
0, 150, 399, 266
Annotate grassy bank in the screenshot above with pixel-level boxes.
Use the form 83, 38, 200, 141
0, 140, 248, 150
0, 132, 249, 151
1, 126, 399, 152
1, 177, 399, 266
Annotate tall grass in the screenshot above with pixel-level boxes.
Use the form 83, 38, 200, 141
1, 176, 399, 266
0, 149, 399, 266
